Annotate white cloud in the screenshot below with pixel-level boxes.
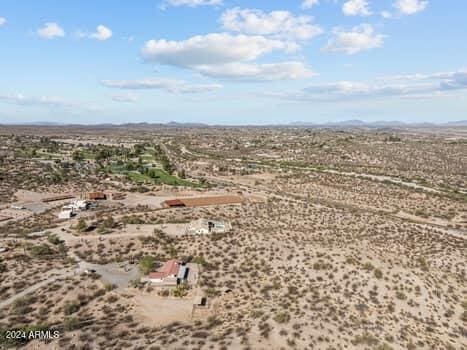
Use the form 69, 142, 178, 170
380, 69, 467, 90
394, 0, 428, 15
37, 22, 65, 39
439, 72, 467, 90
220, 8, 323, 41
381, 11, 393, 19
141, 33, 296, 67
0, 17, 6, 27
343, 0, 372, 16
111, 93, 139, 103
262, 69, 467, 102
301, 0, 319, 9
101, 78, 222, 94
90, 25, 112, 41
0, 93, 88, 109
303, 81, 420, 97
141, 33, 312, 81
162, 0, 222, 7
196, 61, 316, 81
323, 24, 384, 55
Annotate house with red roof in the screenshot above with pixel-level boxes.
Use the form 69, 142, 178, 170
147, 259, 180, 285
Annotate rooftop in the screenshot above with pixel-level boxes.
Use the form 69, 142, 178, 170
148, 259, 180, 280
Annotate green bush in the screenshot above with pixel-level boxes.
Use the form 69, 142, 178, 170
193, 256, 207, 266
139, 256, 155, 274
63, 301, 80, 315
63, 317, 81, 331
313, 260, 332, 270
11, 296, 33, 315
273, 312, 291, 324
363, 262, 374, 271
172, 284, 188, 298
396, 291, 407, 300
75, 218, 88, 232
47, 234, 62, 245
418, 256, 429, 271
29, 244, 54, 257
352, 332, 379, 346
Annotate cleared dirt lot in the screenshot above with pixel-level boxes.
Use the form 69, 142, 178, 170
131, 292, 195, 327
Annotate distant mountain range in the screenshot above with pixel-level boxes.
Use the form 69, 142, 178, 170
288, 119, 467, 128
2, 119, 467, 128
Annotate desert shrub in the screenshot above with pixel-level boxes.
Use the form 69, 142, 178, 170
204, 288, 219, 297
417, 256, 429, 271
376, 344, 394, 350
63, 301, 80, 315
107, 295, 118, 303
139, 256, 155, 274
414, 209, 429, 218
128, 279, 142, 288
193, 256, 208, 266
352, 332, 379, 346
273, 312, 291, 324
313, 260, 332, 270
396, 291, 407, 300
47, 234, 62, 245
363, 262, 374, 271
258, 322, 271, 338
11, 296, 34, 315
63, 317, 81, 331
251, 310, 264, 318
29, 244, 54, 257
75, 218, 88, 232
172, 284, 188, 298
102, 216, 115, 229
158, 289, 170, 297
104, 283, 116, 292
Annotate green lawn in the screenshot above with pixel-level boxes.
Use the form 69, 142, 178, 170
110, 164, 199, 187
150, 169, 197, 186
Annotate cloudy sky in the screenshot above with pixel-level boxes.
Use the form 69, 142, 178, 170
0, 0, 466, 124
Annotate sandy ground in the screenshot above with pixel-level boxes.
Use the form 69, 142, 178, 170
131, 292, 194, 327
14, 190, 49, 203
0, 268, 75, 309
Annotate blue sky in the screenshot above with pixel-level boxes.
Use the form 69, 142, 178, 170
0, 0, 466, 124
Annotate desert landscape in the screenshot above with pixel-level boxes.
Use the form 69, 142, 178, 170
2, 0, 466, 348
0, 124, 465, 350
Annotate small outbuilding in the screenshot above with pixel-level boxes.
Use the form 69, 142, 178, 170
187, 219, 231, 235
87, 191, 107, 200
58, 210, 75, 220
193, 296, 207, 307
63, 200, 90, 211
